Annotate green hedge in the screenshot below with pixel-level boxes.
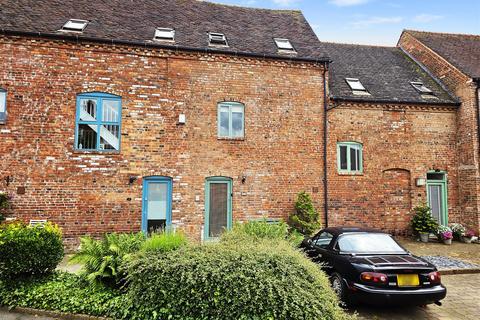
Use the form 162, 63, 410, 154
127, 240, 350, 320
0, 272, 128, 318
0, 222, 64, 279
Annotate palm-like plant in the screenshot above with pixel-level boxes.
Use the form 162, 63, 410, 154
69, 232, 145, 288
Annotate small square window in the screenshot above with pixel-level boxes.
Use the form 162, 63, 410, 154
0, 88, 6, 123
218, 102, 244, 138
345, 78, 371, 96
154, 28, 175, 41
209, 33, 228, 46
60, 19, 89, 33
337, 142, 363, 173
274, 38, 295, 51
411, 81, 433, 94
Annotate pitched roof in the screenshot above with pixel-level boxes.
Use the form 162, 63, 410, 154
320, 42, 458, 105
403, 30, 480, 79
0, 0, 328, 61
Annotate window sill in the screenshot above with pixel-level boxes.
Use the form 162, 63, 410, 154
337, 171, 364, 176
217, 137, 245, 141
72, 149, 121, 155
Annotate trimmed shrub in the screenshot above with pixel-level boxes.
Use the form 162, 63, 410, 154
221, 219, 304, 247
126, 240, 351, 320
411, 204, 438, 234
288, 191, 321, 236
140, 231, 187, 253
69, 232, 145, 288
0, 222, 64, 279
0, 272, 129, 318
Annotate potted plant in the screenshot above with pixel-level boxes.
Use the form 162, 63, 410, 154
437, 225, 453, 245
462, 230, 476, 244
411, 204, 438, 243
450, 223, 466, 241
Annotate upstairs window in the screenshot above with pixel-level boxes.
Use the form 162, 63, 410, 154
154, 28, 175, 41
218, 102, 244, 138
60, 19, 89, 33
345, 78, 370, 96
274, 38, 295, 52
337, 142, 363, 173
209, 32, 228, 46
0, 88, 6, 123
411, 81, 433, 94
75, 92, 122, 152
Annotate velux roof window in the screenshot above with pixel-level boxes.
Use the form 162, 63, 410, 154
60, 19, 89, 33
411, 81, 433, 94
345, 78, 370, 95
154, 28, 175, 41
209, 32, 228, 46
274, 38, 295, 52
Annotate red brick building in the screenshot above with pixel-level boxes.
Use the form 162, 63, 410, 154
0, 0, 477, 244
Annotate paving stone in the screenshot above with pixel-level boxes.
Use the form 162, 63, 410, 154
421, 255, 480, 270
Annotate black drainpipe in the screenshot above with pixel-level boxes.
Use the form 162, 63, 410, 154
323, 62, 329, 228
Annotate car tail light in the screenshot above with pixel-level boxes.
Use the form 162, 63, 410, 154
360, 272, 388, 284
428, 271, 441, 284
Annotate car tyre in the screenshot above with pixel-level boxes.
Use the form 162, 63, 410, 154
331, 272, 354, 307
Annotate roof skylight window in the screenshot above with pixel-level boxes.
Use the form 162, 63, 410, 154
154, 28, 175, 41
60, 19, 89, 33
345, 78, 370, 95
411, 81, 433, 94
209, 32, 228, 46
274, 38, 295, 51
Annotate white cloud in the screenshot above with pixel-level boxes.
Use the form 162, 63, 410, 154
329, 0, 370, 7
351, 16, 403, 28
413, 14, 444, 23
271, 0, 299, 6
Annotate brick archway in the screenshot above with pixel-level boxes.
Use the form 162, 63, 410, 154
382, 169, 412, 235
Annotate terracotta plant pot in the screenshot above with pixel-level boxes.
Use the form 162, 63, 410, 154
443, 238, 452, 245
420, 232, 429, 243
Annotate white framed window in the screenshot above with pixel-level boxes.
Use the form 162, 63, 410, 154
218, 102, 244, 138
209, 32, 228, 46
274, 38, 295, 51
411, 81, 433, 94
337, 142, 363, 173
154, 28, 175, 41
0, 88, 6, 123
345, 78, 370, 96
60, 19, 89, 33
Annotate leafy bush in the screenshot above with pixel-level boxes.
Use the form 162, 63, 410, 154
69, 232, 145, 288
0, 222, 64, 279
411, 204, 438, 234
126, 240, 350, 320
140, 231, 187, 253
0, 272, 129, 318
221, 219, 303, 247
288, 191, 321, 236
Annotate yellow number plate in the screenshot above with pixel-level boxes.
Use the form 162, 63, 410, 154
397, 274, 420, 287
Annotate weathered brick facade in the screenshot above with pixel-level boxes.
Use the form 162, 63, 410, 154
0, 35, 327, 245
327, 102, 459, 234
399, 31, 480, 231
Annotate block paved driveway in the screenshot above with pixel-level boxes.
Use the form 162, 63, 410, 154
0, 274, 478, 320
351, 273, 480, 320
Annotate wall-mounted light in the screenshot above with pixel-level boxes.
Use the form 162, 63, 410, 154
416, 178, 426, 187
129, 176, 138, 185
5, 175, 11, 186
241, 176, 246, 184
178, 114, 186, 124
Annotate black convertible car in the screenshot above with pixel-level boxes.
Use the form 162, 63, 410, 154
301, 227, 447, 306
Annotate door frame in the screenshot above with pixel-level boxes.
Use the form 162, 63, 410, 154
204, 176, 233, 240
426, 171, 448, 226
141, 176, 173, 233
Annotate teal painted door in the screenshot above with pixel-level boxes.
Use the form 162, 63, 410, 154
426, 173, 448, 226
205, 177, 232, 239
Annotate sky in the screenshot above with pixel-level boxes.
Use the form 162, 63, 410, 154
208, 0, 480, 46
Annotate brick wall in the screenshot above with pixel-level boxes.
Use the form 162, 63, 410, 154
327, 102, 458, 234
399, 32, 480, 232
0, 35, 326, 245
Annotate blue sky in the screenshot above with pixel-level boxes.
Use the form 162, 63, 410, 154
209, 0, 480, 45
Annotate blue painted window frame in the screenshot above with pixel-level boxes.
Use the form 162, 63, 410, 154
0, 88, 6, 124
217, 102, 245, 138
141, 176, 173, 233
337, 142, 363, 174
74, 92, 122, 152
204, 176, 233, 240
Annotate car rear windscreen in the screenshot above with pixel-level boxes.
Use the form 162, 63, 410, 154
337, 233, 406, 254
